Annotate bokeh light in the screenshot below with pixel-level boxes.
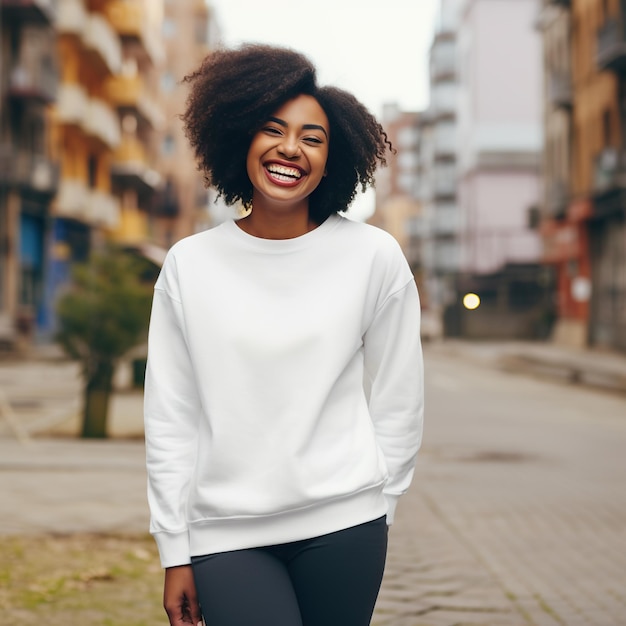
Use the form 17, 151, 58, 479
463, 293, 481, 310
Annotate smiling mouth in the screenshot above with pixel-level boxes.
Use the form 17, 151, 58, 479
265, 164, 304, 182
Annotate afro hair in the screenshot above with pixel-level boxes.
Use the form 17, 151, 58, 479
181, 43, 392, 223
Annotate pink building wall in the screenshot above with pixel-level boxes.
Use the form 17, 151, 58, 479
461, 171, 542, 274
457, 0, 543, 275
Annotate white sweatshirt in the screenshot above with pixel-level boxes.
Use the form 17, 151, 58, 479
144, 214, 424, 568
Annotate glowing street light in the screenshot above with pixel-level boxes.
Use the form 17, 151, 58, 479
463, 293, 480, 310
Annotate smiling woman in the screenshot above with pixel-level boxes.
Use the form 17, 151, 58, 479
144, 43, 424, 626
242, 95, 330, 235
180, 44, 391, 226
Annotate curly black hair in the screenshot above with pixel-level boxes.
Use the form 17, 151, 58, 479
181, 43, 393, 223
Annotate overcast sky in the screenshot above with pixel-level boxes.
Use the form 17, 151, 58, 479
208, 0, 439, 219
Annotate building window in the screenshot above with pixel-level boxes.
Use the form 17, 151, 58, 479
162, 134, 175, 155
161, 72, 176, 92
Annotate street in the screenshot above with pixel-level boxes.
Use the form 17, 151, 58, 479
380, 348, 626, 626
1, 346, 625, 625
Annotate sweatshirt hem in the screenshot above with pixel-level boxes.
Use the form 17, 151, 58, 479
188, 485, 388, 558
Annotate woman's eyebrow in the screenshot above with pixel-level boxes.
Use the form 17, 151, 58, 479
267, 116, 328, 139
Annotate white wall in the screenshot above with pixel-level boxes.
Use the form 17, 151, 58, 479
457, 0, 543, 171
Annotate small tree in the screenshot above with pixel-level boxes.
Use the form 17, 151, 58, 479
56, 248, 155, 438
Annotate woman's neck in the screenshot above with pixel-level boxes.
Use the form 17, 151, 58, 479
237, 200, 316, 240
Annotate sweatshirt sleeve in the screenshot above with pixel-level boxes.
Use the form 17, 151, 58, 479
363, 278, 424, 526
144, 264, 202, 568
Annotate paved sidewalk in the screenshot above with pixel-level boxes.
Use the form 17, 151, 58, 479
426, 339, 626, 395
0, 438, 148, 535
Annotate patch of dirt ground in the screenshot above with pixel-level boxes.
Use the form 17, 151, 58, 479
0, 533, 166, 625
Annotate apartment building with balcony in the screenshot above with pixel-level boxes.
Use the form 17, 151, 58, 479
152, 0, 220, 249
0, 0, 58, 344
37, 0, 169, 337
370, 104, 421, 272
454, 0, 549, 338
104, 0, 164, 249
415, 0, 464, 321
44, 0, 124, 334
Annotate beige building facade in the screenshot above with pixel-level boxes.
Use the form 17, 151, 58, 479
152, 0, 220, 249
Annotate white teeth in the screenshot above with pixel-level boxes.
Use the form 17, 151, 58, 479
270, 173, 296, 183
266, 164, 302, 179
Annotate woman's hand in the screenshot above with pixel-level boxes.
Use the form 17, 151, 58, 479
163, 565, 203, 625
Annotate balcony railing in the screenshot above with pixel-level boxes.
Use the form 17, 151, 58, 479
56, 0, 87, 35
105, 75, 165, 130
430, 49, 456, 82
88, 190, 120, 228
0, 0, 57, 24
83, 12, 122, 75
84, 98, 121, 149
112, 136, 161, 193
57, 88, 121, 147
593, 148, 626, 194
56, 83, 88, 125
433, 137, 456, 158
55, 180, 120, 227
429, 90, 456, 119
54, 178, 89, 221
105, 0, 164, 65
597, 17, 626, 73
433, 207, 460, 235
0, 146, 59, 193
547, 70, 572, 109
433, 176, 457, 199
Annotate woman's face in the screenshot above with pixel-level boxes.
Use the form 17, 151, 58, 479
246, 94, 329, 209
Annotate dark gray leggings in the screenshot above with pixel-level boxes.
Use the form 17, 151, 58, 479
191, 516, 388, 626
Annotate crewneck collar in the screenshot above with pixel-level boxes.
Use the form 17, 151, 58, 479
223, 213, 342, 253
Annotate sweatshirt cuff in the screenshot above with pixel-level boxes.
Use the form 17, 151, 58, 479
384, 493, 400, 525
153, 529, 191, 569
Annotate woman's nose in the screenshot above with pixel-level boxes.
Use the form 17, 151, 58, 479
278, 136, 300, 158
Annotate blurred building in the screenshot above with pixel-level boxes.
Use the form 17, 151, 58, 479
453, 0, 548, 339
47, 0, 166, 336
586, 0, 626, 351
104, 0, 165, 249
152, 0, 220, 248
370, 104, 422, 274
0, 0, 221, 346
416, 0, 464, 319
537, 0, 589, 347
0, 0, 58, 345
537, 0, 626, 352
411, 0, 548, 339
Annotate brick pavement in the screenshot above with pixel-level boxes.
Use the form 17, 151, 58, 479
378, 490, 525, 626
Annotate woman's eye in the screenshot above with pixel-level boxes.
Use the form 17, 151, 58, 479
263, 127, 282, 135
303, 137, 323, 145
